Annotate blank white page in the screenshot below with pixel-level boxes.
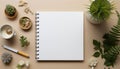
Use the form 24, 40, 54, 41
36, 11, 84, 61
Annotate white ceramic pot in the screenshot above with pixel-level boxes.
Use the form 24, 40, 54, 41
86, 12, 103, 24
0, 24, 15, 39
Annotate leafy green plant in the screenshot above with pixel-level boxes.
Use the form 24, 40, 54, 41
93, 11, 120, 68
5, 4, 16, 16
89, 0, 114, 23
20, 36, 29, 47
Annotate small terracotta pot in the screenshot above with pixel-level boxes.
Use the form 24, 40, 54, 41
5, 8, 18, 19
19, 17, 32, 30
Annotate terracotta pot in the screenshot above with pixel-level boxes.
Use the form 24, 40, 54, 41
19, 17, 32, 30
5, 8, 18, 19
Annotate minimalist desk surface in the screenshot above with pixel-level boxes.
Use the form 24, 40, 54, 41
0, 0, 120, 69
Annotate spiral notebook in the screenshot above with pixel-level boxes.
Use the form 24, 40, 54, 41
35, 11, 84, 61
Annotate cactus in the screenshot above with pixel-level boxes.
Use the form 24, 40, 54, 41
5, 5, 16, 16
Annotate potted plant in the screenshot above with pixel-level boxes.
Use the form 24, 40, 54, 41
5, 4, 18, 19
86, 0, 114, 24
19, 17, 32, 30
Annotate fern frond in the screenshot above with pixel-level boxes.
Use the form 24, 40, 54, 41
106, 46, 120, 55
103, 46, 120, 66
103, 12, 120, 52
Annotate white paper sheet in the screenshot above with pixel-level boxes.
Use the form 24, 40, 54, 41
36, 11, 84, 61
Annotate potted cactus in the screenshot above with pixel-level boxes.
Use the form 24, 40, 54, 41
5, 4, 18, 19
86, 0, 114, 24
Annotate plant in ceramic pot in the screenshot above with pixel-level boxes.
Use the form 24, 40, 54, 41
87, 0, 114, 24
5, 4, 18, 19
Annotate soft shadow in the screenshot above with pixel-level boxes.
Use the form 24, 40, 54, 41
5, 35, 17, 46
37, 60, 84, 63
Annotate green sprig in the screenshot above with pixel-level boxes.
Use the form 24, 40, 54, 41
20, 36, 29, 47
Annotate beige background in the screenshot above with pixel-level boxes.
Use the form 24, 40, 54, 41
0, 0, 120, 69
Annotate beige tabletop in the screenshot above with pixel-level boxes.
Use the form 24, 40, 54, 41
0, 0, 120, 69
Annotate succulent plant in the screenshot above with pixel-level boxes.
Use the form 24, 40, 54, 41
1, 52, 13, 64
5, 4, 16, 16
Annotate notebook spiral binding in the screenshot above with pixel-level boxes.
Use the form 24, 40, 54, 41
35, 13, 40, 60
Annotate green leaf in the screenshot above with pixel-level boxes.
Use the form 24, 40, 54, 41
17, 64, 22, 69
104, 61, 112, 67
93, 40, 100, 47
93, 40, 101, 50
93, 52, 100, 57
99, 48, 103, 54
